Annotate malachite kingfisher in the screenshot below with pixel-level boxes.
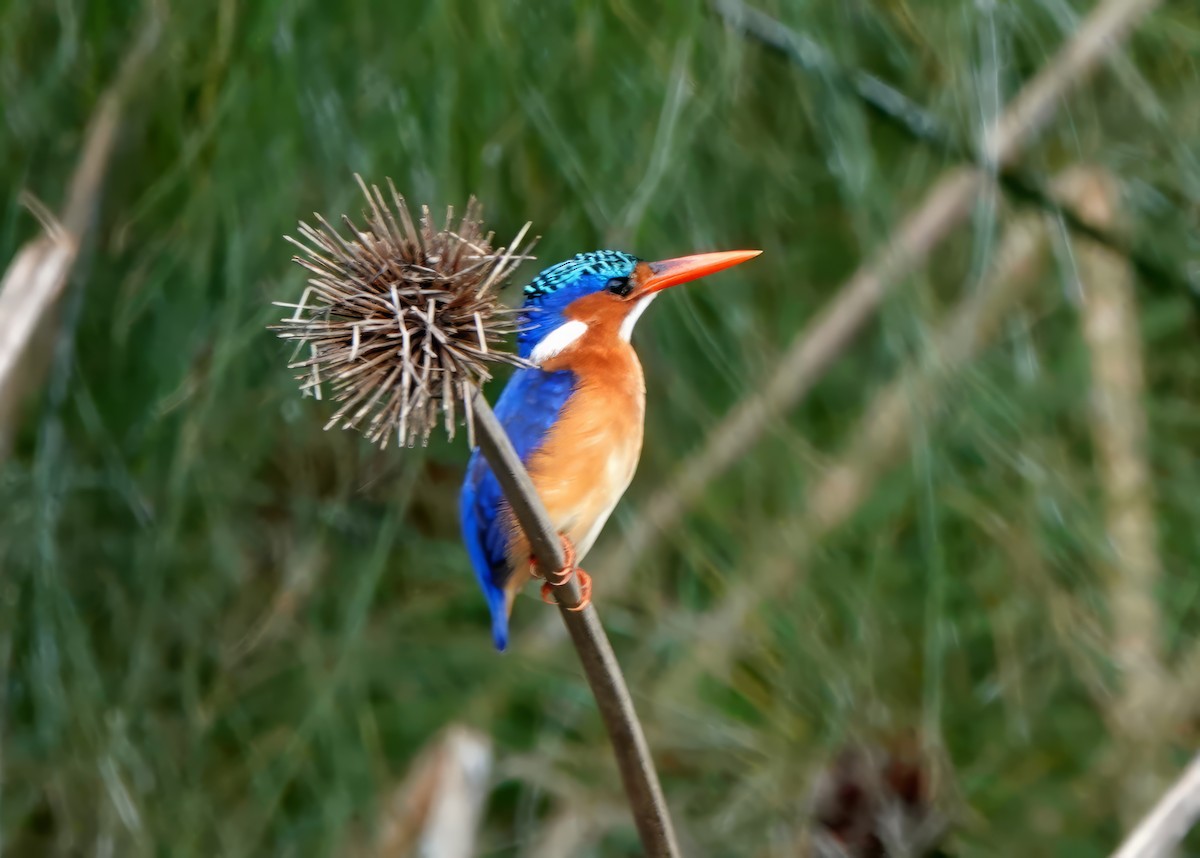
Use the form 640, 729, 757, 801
459, 248, 761, 650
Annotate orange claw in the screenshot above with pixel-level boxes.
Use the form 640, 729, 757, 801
540, 570, 592, 611
548, 535, 577, 586
532, 535, 577, 585
537, 535, 592, 612
567, 569, 592, 612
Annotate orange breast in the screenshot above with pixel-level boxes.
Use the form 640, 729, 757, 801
501, 325, 646, 610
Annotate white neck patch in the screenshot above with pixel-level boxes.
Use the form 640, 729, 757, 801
529, 320, 588, 365
618, 294, 657, 342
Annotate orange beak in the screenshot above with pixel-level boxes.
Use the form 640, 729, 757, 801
639, 249, 762, 295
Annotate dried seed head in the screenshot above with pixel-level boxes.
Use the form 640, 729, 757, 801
272, 175, 535, 447
807, 736, 948, 858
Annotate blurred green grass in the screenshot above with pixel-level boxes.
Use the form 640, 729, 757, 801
2, 0, 1198, 855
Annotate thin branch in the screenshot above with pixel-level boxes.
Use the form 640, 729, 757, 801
710, 0, 954, 151
605, 0, 1164, 597
708, 0, 1196, 308
470, 391, 681, 858
1111, 754, 1200, 858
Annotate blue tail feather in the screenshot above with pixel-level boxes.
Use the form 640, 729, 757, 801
459, 367, 576, 650
489, 593, 510, 652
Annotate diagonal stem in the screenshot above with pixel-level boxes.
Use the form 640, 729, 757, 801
470, 390, 680, 858
1111, 753, 1200, 858
708, 0, 1194, 307
607, 0, 1163, 593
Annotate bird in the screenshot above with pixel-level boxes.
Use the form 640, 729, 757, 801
459, 248, 761, 650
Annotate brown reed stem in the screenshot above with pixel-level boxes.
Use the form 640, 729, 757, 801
470, 390, 681, 858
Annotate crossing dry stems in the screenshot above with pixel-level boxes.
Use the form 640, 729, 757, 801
601, 0, 1165, 606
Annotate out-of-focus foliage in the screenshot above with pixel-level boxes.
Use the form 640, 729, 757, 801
1, 1, 1197, 855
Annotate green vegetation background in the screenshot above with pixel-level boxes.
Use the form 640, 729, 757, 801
2, 1, 1197, 855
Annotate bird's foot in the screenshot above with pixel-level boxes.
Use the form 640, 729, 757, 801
532, 535, 591, 611
547, 534, 577, 586
530, 534, 577, 586
541, 569, 592, 612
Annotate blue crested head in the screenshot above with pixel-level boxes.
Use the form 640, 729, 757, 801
517, 250, 639, 358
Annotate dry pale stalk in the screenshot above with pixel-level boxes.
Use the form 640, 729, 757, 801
1069, 167, 1167, 821
0, 226, 79, 457
0, 65, 131, 458
603, 0, 1164, 594
1111, 754, 1200, 858
0, 6, 160, 459
361, 726, 492, 858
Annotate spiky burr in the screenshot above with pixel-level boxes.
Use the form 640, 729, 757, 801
273, 175, 535, 447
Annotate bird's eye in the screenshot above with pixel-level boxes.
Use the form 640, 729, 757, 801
605, 276, 633, 297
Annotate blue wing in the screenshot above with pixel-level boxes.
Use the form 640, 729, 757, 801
459, 367, 576, 650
